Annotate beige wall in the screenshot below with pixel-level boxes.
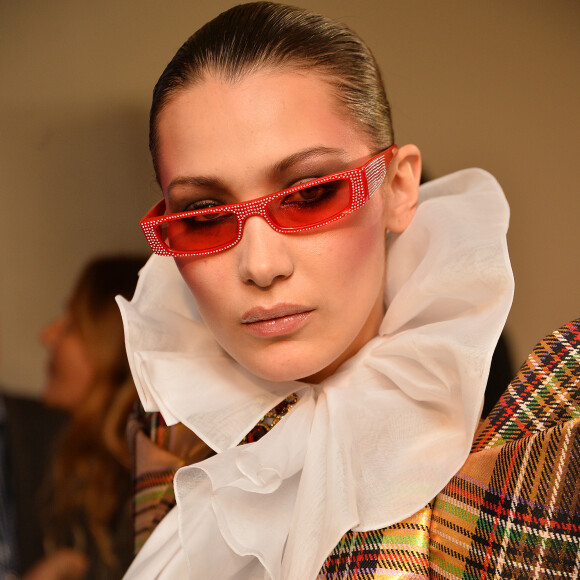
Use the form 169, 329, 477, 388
1, 0, 578, 397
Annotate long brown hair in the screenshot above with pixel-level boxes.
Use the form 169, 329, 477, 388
149, 2, 394, 180
42, 255, 146, 574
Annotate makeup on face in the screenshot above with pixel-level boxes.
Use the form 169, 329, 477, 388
158, 70, 390, 383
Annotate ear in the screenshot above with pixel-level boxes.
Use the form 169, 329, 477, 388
382, 144, 421, 233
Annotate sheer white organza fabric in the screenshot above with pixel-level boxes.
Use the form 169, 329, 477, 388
119, 168, 514, 580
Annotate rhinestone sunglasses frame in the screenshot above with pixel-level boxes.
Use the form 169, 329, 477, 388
141, 145, 397, 257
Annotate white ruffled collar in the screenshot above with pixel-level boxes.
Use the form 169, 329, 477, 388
119, 168, 514, 580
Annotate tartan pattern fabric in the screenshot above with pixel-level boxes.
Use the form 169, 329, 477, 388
129, 319, 580, 578
430, 419, 580, 578
317, 504, 432, 579
473, 319, 580, 451
132, 443, 179, 552
129, 395, 297, 553
129, 415, 180, 553
430, 318, 580, 579
128, 410, 215, 553
318, 318, 580, 579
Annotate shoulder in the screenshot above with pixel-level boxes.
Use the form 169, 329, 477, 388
432, 318, 580, 578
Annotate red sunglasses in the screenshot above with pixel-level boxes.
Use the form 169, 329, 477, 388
141, 145, 397, 257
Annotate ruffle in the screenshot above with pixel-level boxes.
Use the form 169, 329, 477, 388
119, 168, 514, 579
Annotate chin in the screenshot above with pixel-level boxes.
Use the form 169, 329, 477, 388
237, 350, 335, 384
244, 364, 309, 383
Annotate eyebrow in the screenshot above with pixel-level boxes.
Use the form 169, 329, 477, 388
167, 174, 228, 195
270, 146, 348, 175
166, 146, 349, 197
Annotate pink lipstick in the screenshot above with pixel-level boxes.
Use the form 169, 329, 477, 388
241, 304, 313, 337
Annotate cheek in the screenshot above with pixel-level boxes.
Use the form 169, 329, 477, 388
70, 343, 95, 386
322, 209, 387, 330
326, 207, 386, 283
46, 340, 95, 410
175, 256, 235, 324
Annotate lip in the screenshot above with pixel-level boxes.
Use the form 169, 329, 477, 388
241, 304, 314, 337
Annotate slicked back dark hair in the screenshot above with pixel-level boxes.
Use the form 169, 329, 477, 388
149, 2, 394, 180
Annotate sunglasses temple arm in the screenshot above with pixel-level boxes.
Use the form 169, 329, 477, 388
364, 156, 387, 197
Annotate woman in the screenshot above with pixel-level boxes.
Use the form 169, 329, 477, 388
24, 255, 146, 580
119, 3, 578, 579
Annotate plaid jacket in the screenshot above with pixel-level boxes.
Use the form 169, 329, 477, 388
131, 319, 580, 578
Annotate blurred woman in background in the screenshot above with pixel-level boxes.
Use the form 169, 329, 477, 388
22, 254, 145, 580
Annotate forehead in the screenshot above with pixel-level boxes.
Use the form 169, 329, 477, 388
154, 70, 372, 190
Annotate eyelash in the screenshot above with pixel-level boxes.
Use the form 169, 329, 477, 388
174, 173, 330, 213
182, 199, 222, 212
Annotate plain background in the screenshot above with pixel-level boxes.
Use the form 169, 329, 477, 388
1, 0, 578, 397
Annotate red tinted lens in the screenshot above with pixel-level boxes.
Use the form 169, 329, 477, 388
156, 212, 239, 253
266, 178, 352, 228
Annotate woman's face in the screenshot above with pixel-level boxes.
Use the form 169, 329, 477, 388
41, 309, 95, 412
156, 70, 395, 383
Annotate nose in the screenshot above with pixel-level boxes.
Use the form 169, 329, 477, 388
237, 216, 294, 287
